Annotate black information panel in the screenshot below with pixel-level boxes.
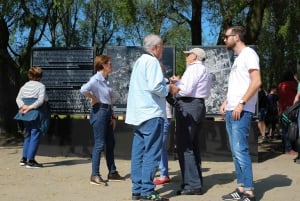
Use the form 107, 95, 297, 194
106, 46, 175, 115
31, 47, 95, 114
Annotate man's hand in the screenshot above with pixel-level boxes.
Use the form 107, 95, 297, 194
111, 118, 117, 130
232, 104, 244, 120
219, 101, 227, 115
169, 84, 180, 94
169, 75, 180, 84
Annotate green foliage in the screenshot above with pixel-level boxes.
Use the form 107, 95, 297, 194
278, 16, 290, 40
1, 0, 300, 93
163, 23, 191, 76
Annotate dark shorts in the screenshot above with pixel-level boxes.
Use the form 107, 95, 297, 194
258, 108, 267, 121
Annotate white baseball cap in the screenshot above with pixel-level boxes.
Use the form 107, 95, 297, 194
183, 48, 206, 60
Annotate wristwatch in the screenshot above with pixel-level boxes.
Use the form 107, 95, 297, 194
239, 100, 246, 105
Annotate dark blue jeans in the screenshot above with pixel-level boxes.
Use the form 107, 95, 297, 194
282, 124, 293, 152
90, 104, 116, 176
175, 98, 205, 190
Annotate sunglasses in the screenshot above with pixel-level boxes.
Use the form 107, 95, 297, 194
224, 34, 236, 40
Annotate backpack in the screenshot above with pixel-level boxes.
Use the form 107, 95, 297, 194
286, 122, 299, 141
280, 100, 300, 126
281, 101, 300, 142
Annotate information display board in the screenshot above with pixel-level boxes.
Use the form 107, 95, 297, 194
106, 46, 175, 114
31, 47, 95, 114
188, 45, 257, 116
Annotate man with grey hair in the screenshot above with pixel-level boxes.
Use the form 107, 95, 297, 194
125, 34, 179, 201
170, 47, 211, 196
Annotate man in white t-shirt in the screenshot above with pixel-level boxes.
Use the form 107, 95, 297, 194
220, 26, 261, 201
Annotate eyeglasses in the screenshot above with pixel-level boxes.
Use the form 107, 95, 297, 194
224, 34, 236, 40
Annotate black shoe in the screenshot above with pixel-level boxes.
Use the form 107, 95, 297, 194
132, 193, 141, 200
140, 192, 169, 201
26, 160, 43, 169
238, 193, 256, 201
19, 157, 27, 166
294, 157, 300, 164
222, 188, 244, 200
176, 188, 202, 195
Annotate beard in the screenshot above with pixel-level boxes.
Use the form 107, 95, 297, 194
226, 42, 235, 50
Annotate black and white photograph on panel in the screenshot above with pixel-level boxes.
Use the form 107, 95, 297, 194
187, 46, 235, 116
106, 46, 175, 115
31, 47, 95, 114
188, 45, 258, 116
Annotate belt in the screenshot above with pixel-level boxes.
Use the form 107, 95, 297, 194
93, 103, 112, 109
177, 97, 204, 103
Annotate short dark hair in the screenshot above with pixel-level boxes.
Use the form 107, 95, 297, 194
94, 55, 110, 71
28, 66, 43, 81
229, 25, 246, 42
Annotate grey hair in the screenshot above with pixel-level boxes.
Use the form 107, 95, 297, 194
143, 34, 162, 52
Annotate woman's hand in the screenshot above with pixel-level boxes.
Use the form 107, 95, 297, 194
90, 96, 99, 106
20, 105, 32, 114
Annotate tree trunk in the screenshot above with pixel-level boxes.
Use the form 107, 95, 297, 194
245, 0, 269, 44
190, 0, 202, 45
0, 18, 20, 135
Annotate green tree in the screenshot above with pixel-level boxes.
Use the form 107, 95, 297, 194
1, 0, 300, 135
257, 0, 300, 89
0, 0, 50, 134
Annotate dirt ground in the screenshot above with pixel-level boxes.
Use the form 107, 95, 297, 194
0, 134, 299, 201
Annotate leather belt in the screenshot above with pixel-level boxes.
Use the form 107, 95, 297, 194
177, 97, 204, 103
93, 103, 112, 109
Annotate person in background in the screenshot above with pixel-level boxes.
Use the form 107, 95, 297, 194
125, 34, 179, 201
80, 55, 123, 186
15, 66, 48, 168
153, 63, 174, 186
170, 47, 211, 196
220, 25, 261, 201
266, 86, 280, 139
153, 101, 172, 185
257, 87, 268, 142
293, 82, 300, 164
278, 71, 298, 155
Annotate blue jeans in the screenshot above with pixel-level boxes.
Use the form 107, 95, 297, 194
90, 105, 116, 176
131, 117, 164, 196
159, 118, 171, 177
23, 120, 41, 160
225, 111, 254, 191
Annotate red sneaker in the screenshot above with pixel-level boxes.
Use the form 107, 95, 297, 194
153, 177, 171, 185
285, 150, 298, 155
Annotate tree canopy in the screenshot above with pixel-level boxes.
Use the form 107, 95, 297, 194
0, 0, 299, 134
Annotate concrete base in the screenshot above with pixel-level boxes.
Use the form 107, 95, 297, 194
40, 118, 262, 162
